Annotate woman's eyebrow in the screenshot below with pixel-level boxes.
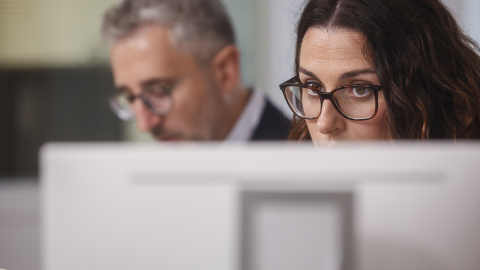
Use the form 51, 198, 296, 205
299, 67, 319, 80
339, 69, 376, 80
299, 67, 376, 81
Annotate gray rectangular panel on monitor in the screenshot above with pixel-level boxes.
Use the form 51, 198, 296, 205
240, 191, 354, 270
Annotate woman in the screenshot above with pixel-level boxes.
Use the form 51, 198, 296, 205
280, 0, 480, 145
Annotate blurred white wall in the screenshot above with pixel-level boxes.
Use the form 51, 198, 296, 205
441, 0, 480, 42
249, 0, 302, 116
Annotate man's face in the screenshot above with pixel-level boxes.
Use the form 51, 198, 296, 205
110, 24, 224, 141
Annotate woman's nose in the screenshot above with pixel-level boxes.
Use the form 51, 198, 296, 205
315, 100, 346, 135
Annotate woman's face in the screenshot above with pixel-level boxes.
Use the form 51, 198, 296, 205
299, 27, 389, 146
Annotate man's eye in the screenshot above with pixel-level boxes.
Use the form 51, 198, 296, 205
125, 94, 136, 103
146, 85, 172, 95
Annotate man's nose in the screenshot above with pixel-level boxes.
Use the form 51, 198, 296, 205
315, 100, 346, 135
132, 99, 163, 132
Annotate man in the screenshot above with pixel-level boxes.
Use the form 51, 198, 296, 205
101, 0, 291, 141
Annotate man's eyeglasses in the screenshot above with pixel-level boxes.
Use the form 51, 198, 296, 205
279, 76, 382, 120
109, 83, 176, 121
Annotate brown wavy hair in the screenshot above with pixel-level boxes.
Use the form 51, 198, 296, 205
290, 0, 480, 140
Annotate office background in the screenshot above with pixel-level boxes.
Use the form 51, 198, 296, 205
1, 0, 479, 178
0, 0, 479, 270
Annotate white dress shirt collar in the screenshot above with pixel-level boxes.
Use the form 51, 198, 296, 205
224, 89, 266, 142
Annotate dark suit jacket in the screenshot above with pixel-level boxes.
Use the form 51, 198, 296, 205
251, 99, 291, 140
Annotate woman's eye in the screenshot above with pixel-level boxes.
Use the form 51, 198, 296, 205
305, 81, 321, 89
351, 85, 372, 97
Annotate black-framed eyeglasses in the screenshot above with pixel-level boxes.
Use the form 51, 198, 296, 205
109, 83, 176, 121
279, 76, 382, 121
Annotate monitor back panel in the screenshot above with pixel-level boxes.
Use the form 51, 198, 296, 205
41, 142, 480, 270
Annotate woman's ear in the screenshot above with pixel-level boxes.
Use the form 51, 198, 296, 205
211, 45, 241, 94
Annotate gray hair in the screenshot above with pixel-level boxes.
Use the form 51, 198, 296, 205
101, 0, 235, 64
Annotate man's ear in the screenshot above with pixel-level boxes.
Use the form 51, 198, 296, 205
211, 45, 240, 94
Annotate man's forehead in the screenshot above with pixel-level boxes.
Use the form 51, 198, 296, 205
111, 27, 198, 76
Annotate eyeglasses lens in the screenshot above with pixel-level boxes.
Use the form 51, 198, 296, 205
109, 92, 173, 121
284, 86, 376, 119
109, 94, 134, 120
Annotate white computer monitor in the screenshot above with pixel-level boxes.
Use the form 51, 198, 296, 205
40, 142, 480, 270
